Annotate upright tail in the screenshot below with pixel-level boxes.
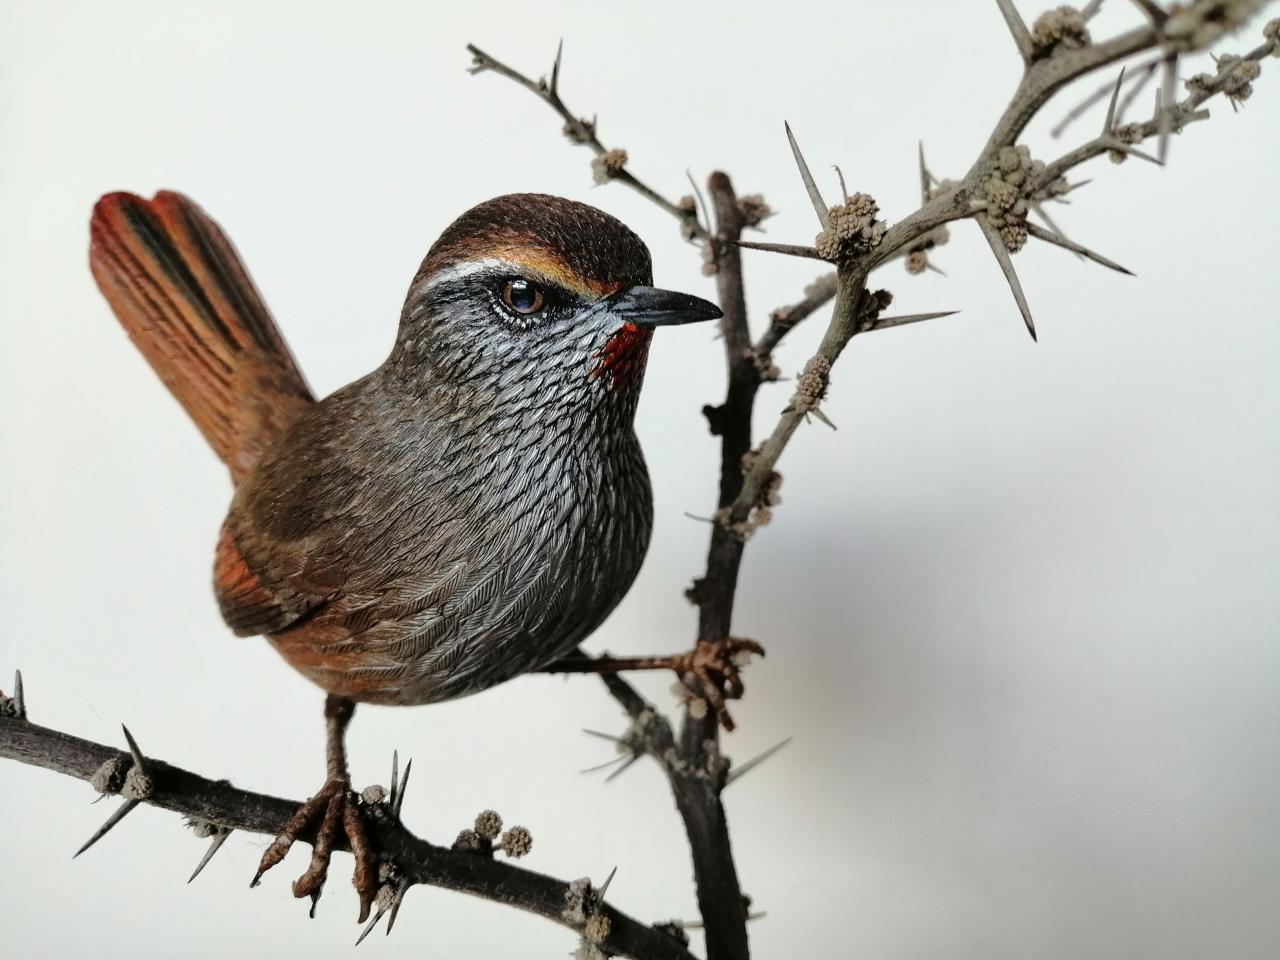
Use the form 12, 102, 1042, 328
90, 191, 315, 481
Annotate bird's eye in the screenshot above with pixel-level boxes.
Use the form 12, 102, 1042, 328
500, 278, 546, 316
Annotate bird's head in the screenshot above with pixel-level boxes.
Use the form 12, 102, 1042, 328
392, 194, 719, 413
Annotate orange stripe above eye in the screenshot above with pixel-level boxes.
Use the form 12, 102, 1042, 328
432, 230, 626, 298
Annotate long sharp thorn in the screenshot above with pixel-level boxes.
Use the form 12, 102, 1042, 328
13, 669, 25, 720
784, 122, 829, 228
869, 310, 961, 332
1059, 178, 1093, 198
924, 261, 949, 277
582, 728, 626, 744
188, 831, 230, 883
604, 754, 640, 783
1158, 53, 1177, 163
355, 903, 388, 946
726, 737, 794, 786
1030, 202, 1083, 261
385, 886, 408, 935
581, 755, 629, 775
392, 758, 412, 819
979, 219, 1037, 341
1117, 142, 1162, 166
918, 141, 930, 204
74, 798, 141, 857
550, 38, 564, 96
1104, 66, 1127, 134
1081, 0, 1105, 20
120, 724, 148, 774
1025, 222, 1134, 275
994, 0, 1034, 61
389, 749, 399, 810
597, 865, 618, 901
732, 239, 825, 261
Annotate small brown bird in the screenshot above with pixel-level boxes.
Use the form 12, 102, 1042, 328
88, 190, 726, 916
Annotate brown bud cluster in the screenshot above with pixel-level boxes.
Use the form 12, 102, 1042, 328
1189, 53, 1264, 104
981, 145, 1048, 252
737, 194, 773, 227
563, 116, 596, 145
1266, 18, 1280, 55
501, 825, 533, 857
814, 193, 885, 262
590, 148, 628, 184
1031, 6, 1091, 54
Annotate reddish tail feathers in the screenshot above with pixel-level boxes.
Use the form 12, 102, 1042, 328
89, 191, 314, 481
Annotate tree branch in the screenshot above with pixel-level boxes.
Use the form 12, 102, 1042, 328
0, 712, 696, 960
465, 43, 707, 239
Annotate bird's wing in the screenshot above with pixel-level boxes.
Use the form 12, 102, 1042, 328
90, 191, 314, 481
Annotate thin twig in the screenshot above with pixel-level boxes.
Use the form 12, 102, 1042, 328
466, 43, 707, 238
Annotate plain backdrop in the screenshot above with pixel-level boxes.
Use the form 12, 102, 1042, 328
1, 1, 1277, 958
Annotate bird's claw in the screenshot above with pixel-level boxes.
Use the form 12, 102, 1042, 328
251, 779, 379, 922
673, 637, 765, 731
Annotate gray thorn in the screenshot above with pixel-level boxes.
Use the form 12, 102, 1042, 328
582, 728, 627, 744
355, 903, 388, 946
784, 122, 829, 228
1030, 202, 1083, 262
581, 755, 630, 775
74, 798, 141, 858
994, 0, 1034, 61
13, 669, 25, 721
604, 755, 640, 783
1025, 222, 1134, 275
393, 758, 412, 819
389, 749, 400, 810
978, 218, 1037, 341
726, 737, 794, 786
386, 885, 409, 935
1103, 66, 1127, 135
597, 865, 618, 901
120, 724, 149, 775
550, 38, 564, 96
187, 830, 231, 883
733, 239, 825, 261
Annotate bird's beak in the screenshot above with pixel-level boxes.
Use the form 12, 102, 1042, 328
609, 286, 723, 327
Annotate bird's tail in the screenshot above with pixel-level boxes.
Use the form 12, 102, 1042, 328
89, 191, 314, 481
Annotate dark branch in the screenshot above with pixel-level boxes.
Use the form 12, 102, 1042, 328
0, 715, 696, 960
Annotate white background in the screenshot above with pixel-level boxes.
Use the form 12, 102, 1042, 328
1, 1, 1277, 958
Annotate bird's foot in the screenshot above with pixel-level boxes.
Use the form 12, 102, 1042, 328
666, 637, 765, 730
251, 778, 379, 921
546, 637, 765, 730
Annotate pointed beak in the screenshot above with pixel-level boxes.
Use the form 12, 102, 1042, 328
609, 285, 722, 328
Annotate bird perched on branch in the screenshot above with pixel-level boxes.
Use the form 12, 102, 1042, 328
88, 190, 726, 918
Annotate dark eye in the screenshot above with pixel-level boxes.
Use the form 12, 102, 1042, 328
500, 278, 546, 316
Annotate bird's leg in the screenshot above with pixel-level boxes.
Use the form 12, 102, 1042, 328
543, 637, 765, 730
251, 694, 379, 921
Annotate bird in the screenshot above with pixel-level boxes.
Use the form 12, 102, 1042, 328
87, 189, 734, 919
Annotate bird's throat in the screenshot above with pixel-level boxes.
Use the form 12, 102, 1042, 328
590, 322, 653, 391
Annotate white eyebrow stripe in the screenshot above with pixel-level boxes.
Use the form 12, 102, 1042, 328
420, 258, 519, 292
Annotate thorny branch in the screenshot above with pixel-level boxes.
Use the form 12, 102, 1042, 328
1, 5, 1275, 959
468, 5, 1277, 959
0, 698, 696, 960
